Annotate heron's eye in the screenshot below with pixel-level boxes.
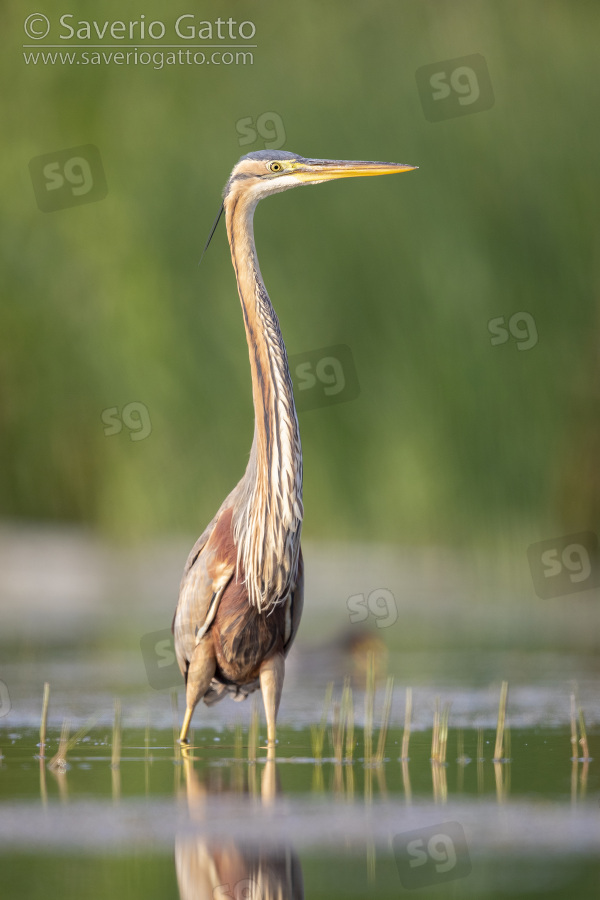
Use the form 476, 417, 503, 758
268, 161, 284, 173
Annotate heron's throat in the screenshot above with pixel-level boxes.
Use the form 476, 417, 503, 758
225, 193, 303, 613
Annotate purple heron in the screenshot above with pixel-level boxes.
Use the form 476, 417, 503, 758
173, 151, 416, 748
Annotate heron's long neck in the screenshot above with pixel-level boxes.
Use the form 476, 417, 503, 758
225, 193, 303, 612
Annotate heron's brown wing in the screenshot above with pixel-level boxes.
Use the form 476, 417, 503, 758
180, 480, 243, 579
283, 546, 304, 655
173, 506, 237, 680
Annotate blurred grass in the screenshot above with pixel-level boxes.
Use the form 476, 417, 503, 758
1, 0, 599, 547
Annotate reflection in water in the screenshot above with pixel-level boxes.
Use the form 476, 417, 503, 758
9, 719, 595, 900
431, 761, 448, 803
401, 758, 411, 804
39, 756, 47, 807
571, 758, 590, 804
175, 753, 304, 900
40, 754, 69, 805
477, 727, 484, 794
175, 840, 303, 900
493, 761, 507, 803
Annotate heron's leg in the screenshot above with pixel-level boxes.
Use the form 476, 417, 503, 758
179, 638, 216, 744
259, 652, 285, 759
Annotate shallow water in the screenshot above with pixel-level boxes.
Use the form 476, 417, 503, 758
1, 533, 599, 897
1, 715, 598, 899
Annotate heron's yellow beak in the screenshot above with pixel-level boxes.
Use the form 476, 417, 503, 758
292, 159, 417, 183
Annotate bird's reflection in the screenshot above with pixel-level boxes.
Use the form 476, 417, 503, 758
175, 752, 304, 900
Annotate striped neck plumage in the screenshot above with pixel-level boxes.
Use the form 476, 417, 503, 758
225, 190, 303, 613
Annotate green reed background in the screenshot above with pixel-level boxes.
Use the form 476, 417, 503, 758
1, 0, 599, 547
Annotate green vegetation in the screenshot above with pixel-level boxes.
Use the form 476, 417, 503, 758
2, 1, 598, 548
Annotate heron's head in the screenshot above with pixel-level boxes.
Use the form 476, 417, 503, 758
223, 149, 417, 205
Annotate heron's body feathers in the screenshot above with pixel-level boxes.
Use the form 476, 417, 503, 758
174, 499, 303, 708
